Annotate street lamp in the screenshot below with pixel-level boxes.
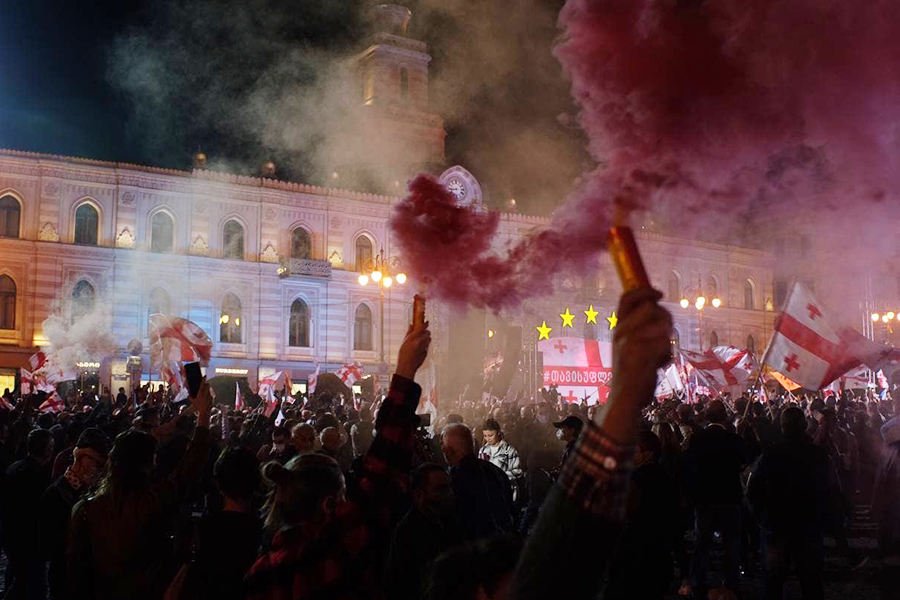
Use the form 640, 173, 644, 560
680, 283, 721, 352
356, 248, 408, 370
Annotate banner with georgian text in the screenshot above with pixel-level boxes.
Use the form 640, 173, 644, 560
538, 337, 613, 405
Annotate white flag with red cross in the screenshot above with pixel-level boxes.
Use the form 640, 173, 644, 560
258, 371, 284, 417
763, 283, 900, 390
29, 351, 47, 371
308, 364, 320, 394
149, 315, 213, 369
336, 361, 365, 387
20, 368, 34, 395
654, 363, 686, 399
235, 381, 245, 412
538, 337, 613, 405
680, 346, 758, 389
39, 392, 65, 413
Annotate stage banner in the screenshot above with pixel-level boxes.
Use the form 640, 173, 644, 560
538, 337, 613, 405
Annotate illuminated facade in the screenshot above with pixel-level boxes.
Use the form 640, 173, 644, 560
0, 5, 777, 397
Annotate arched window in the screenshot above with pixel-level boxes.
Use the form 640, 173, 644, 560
355, 236, 373, 271
72, 280, 95, 321
74, 203, 99, 246
220, 293, 243, 344
709, 330, 719, 348
668, 271, 681, 302
291, 228, 311, 259
400, 68, 409, 101
148, 287, 171, 325
289, 299, 310, 347
222, 219, 244, 260
354, 304, 373, 351
0, 196, 21, 238
707, 275, 718, 299
747, 334, 756, 356
744, 279, 755, 310
0, 275, 16, 329
151, 211, 175, 253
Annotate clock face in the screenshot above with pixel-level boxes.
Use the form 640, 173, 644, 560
446, 178, 466, 200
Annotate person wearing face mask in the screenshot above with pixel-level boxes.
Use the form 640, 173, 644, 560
40, 427, 111, 600
244, 322, 432, 600
552, 415, 583, 474
384, 463, 460, 600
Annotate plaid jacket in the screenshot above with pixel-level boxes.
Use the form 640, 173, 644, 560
479, 440, 523, 481
244, 375, 421, 600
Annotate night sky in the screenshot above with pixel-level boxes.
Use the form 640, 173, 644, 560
0, 0, 586, 213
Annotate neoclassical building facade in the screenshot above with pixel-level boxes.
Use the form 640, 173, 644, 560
0, 4, 777, 398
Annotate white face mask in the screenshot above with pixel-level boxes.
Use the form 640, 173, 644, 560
556, 428, 564, 440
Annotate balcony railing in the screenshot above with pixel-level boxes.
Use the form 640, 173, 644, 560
277, 257, 332, 278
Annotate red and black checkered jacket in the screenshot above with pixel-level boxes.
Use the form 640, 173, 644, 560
244, 374, 421, 600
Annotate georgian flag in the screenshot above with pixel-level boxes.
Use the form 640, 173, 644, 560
763, 283, 900, 390
20, 368, 34, 395
235, 381, 245, 411
29, 351, 47, 371
39, 392, 65, 414
149, 315, 213, 369
680, 346, 758, 388
538, 337, 614, 405
258, 371, 284, 417
654, 363, 685, 399
336, 362, 365, 387
308, 364, 320, 394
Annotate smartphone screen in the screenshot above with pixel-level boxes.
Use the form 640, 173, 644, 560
184, 362, 203, 399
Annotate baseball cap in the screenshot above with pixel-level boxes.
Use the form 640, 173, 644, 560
553, 415, 583, 430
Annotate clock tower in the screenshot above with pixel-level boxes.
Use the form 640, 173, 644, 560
329, 4, 446, 193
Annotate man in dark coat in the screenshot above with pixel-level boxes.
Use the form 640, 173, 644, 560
684, 400, 747, 598
40, 428, 111, 600
2, 428, 55, 600
385, 463, 460, 600
748, 406, 830, 600
441, 423, 513, 540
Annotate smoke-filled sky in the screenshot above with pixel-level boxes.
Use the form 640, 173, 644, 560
0, 0, 587, 214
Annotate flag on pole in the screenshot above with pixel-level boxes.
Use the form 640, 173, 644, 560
762, 283, 900, 390
258, 372, 284, 417
235, 382, 245, 411
20, 368, 34, 395
680, 346, 758, 388
654, 363, 685, 399
29, 351, 47, 371
308, 364, 320, 395
39, 392, 65, 414
336, 362, 365, 387
284, 372, 293, 399
765, 368, 803, 392
149, 315, 213, 369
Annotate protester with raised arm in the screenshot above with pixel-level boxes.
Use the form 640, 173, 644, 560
507, 287, 672, 600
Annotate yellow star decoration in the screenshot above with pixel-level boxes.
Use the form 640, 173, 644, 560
536, 321, 553, 341
560, 308, 575, 328
607, 311, 619, 330
584, 305, 599, 324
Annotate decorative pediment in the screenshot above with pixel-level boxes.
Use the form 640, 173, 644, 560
38, 222, 59, 242
190, 236, 209, 255
115, 228, 135, 248
260, 244, 279, 263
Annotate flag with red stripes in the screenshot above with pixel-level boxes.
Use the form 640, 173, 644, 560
39, 392, 65, 413
308, 364, 320, 394
235, 381, 245, 411
149, 315, 213, 369
29, 351, 47, 371
538, 336, 613, 405
680, 346, 758, 388
336, 362, 365, 387
20, 368, 34, 395
258, 372, 284, 417
763, 283, 900, 390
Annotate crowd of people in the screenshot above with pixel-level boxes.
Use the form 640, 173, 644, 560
0, 291, 900, 600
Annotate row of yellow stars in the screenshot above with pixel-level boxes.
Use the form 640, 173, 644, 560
536, 305, 618, 340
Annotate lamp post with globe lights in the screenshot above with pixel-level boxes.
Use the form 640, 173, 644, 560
680, 283, 722, 352
357, 248, 408, 371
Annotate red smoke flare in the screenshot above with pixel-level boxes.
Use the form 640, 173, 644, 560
391, 0, 900, 309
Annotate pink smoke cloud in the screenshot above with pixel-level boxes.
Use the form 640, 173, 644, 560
391, 0, 900, 309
